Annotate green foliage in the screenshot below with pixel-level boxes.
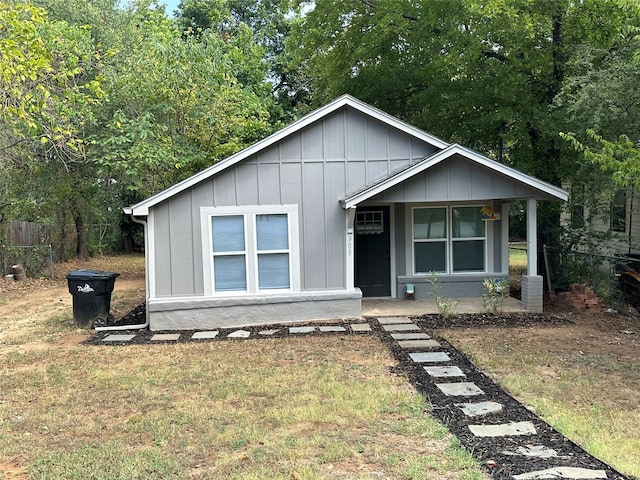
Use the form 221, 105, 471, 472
427, 272, 458, 319
482, 278, 509, 314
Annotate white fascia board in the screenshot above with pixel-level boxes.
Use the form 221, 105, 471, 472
341, 144, 568, 209
126, 95, 449, 216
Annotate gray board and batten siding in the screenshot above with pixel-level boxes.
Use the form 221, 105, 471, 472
151, 106, 438, 299
131, 95, 567, 329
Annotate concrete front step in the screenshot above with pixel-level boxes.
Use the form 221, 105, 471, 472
468, 421, 536, 437
512, 466, 607, 479
424, 366, 466, 377
391, 332, 431, 340
436, 382, 485, 396
398, 339, 441, 348
381, 323, 420, 331
102, 334, 136, 342
456, 401, 504, 417
377, 316, 412, 324
150, 333, 180, 341
501, 445, 564, 459
409, 352, 451, 363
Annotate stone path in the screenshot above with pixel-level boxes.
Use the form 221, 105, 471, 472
377, 316, 628, 480
94, 317, 630, 480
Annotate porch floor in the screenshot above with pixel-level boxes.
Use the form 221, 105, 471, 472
362, 296, 525, 317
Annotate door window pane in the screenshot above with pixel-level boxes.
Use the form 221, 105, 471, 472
452, 240, 484, 272
258, 253, 290, 289
214, 255, 246, 291
414, 208, 446, 239
257, 214, 289, 250
414, 242, 446, 273
212, 216, 245, 252
452, 207, 484, 238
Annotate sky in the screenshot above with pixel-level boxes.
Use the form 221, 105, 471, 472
161, 0, 180, 17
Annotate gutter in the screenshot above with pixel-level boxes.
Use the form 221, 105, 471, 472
95, 212, 150, 332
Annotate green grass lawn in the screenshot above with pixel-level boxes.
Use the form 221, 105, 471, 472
0, 329, 486, 480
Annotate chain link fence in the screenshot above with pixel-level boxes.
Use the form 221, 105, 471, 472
1, 244, 55, 279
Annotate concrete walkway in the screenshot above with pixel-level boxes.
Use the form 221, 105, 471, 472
363, 295, 525, 317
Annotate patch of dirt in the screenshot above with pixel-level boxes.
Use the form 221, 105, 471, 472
0, 254, 144, 348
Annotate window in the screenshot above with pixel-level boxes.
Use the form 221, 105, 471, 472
413, 206, 486, 274
451, 206, 485, 272
202, 205, 299, 294
355, 210, 384, 234
610, 190, 626, 232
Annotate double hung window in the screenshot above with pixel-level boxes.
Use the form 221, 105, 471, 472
203, 205, 299, 294
413, 206, 486, 274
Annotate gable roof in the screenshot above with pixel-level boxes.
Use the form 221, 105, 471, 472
125, 94, 450, 216
340, 143, 568, 208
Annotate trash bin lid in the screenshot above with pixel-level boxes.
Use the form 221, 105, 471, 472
66, 269, 120, 280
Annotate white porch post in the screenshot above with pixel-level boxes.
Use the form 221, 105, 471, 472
522, 198, 544, 312
346, 207, 356, 291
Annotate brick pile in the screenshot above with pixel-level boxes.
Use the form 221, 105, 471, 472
549, 284, 606, 311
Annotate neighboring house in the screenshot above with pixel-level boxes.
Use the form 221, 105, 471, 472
125, 95, 567, 330
569, 186, 640, 258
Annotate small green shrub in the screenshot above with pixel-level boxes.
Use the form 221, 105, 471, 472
428, 272, 458, 319
482, 277, 509, 314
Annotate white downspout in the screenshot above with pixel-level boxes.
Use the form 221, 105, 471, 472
95, 214, 150, 332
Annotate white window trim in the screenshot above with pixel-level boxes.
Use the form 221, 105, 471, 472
411, 205, 487, 275
201, 205, 300, 296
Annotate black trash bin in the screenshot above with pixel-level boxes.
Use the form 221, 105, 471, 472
67, 269, 120, 328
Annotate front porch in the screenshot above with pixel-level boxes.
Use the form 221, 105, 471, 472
362, 295, 525, 317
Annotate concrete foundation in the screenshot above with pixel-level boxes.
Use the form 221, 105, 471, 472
521, 275, 544, 312
147, 289, 362, 331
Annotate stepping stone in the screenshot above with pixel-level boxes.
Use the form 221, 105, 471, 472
258, 329, 280, 336
424, 366, 465, 377
191, 331, 219, 340
468, 421, 536, 437
456, 401, 504, 417
228, 330, 251, 338
381, 323, 420, 331
350, 323, 371, 332
513, 467, 607, 479
289, 326, 315, 334
319, 326, 346, 332
398, 339, 441, 349
502, 445, 562, 458
150, 333, 180, 342
436, 382, 485, 396
409, 352, 450, 363
391, 332, 430, 340
102, 334, 136, 342
378, 316, 412, 324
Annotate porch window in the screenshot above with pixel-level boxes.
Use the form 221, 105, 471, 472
451, 207, 485, 272
413, 206, 486, 274
203, 205, 299, 294
413, 208, 447, 273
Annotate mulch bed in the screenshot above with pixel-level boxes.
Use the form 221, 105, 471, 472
373, 318, 632, 480
84, 306, 634, 479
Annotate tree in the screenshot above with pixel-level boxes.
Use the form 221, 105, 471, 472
1, 1, 104, 259
177, 0, 309, 121
287, 0, 637, 273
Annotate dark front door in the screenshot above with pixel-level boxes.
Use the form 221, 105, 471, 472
355, 206, 391, 297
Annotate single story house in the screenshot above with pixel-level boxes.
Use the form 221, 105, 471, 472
125, 95, 568, 330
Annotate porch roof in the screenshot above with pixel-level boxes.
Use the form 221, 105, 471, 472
340, 144, 568, 209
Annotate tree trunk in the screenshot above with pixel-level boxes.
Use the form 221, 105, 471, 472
11, 264, 26, 281
74, 210, 89, 260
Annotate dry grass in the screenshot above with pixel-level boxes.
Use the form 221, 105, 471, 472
0, 255, 486, 480
441, 325, 640, 479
